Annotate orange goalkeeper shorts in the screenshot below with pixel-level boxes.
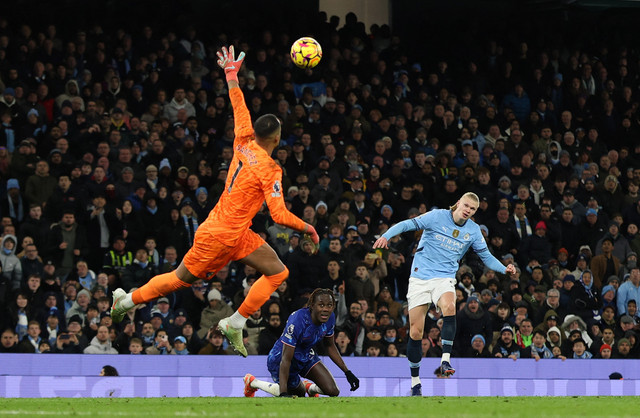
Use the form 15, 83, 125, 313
182, 227, 266, 279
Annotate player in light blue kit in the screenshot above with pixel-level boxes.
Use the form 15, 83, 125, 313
242, 289, 360, 397
373, 192, 516, 396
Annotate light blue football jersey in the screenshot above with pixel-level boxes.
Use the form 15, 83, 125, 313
382, 209, 506, 280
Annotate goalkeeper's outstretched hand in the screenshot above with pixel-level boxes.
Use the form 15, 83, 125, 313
216, 45, 245, 83
305, 224, 320, 245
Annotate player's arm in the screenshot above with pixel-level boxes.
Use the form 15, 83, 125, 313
472, 234, 512, 275
217, 46, 253, 146
278, 343, 295, 396
324, 335, 359, 391
324, 335, 348, 373
262, 169, 319, 244
373, 217, 422, 249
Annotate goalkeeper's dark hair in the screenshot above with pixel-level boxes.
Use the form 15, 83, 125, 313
101, 365, 119, 376
306, 288, 336, 308
254, 114, 281, 139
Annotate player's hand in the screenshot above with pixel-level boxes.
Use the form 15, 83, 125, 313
304, 224, 320, 245
372, 236, 388, 249
216, 46, 245, 83
505, 264, 517, 277
345, 370, 359, 391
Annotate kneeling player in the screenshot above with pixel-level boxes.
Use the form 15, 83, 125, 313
243, 289, 359, 397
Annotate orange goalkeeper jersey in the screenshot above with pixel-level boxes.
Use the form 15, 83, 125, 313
203, 87, 306, 246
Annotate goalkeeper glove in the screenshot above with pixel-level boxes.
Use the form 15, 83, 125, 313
216, 45, 245, 83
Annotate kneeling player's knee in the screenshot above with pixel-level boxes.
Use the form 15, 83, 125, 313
326, 385, 339, 397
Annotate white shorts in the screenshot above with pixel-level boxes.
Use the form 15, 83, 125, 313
406, 277, 456, 311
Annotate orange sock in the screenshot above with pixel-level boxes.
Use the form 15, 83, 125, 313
131, 271, 192, 305
237, 267, 289, 317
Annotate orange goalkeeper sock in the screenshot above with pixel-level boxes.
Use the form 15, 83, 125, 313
237, 267, 289, 317
131, 271, 191, 305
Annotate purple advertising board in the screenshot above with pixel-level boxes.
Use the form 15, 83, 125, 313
1, 354, 638, 397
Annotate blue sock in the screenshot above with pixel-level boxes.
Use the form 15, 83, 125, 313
441, 315, 456, 354
407, 337, 422, 377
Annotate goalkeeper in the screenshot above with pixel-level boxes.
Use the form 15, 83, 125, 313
111, 46, 319, 358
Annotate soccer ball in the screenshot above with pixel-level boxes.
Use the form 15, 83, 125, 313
290, 37, 322, 69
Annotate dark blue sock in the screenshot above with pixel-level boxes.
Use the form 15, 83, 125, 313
441, 315, 456, 354
407, 337, 422, 377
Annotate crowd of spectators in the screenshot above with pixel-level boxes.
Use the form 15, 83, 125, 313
0, 7, 640, 360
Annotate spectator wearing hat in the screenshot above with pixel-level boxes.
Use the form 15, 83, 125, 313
197, 289, 233, 339
179, 197, 199, 247
456, 295, 492, 353
193, 186, 213, 221
596, 221, 632, 263
559, 274, 577, 310
613, 337, 633, 359
590, 237, 620, 288
561, 314, 593, 349
453, 139, 475, 168
492, 324, 522, 359
462, 334, 490, 358
571, 253, 589, 279
594, 343, 613, 359
0, 179, 25, 226
619, 251, 638, 281
374, 285, 402, 323
555, 188, 587, 225
0, 87, 19, 120
518, 221, 552, 267
285, 140, 311, 181
173, 335, 189, 355
578, 207, 607, 253
571, 270, 601, 323
616, 266, 640, 316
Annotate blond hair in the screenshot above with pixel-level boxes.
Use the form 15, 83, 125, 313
450, 192, 480, 212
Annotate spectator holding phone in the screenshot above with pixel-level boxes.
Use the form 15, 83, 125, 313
145, 329, 174, 355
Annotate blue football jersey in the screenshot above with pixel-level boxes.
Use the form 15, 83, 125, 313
383, 209, 506, 280
269, 308, 335, 363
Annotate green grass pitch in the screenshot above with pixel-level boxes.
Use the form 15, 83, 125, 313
0, 397, 635, 417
